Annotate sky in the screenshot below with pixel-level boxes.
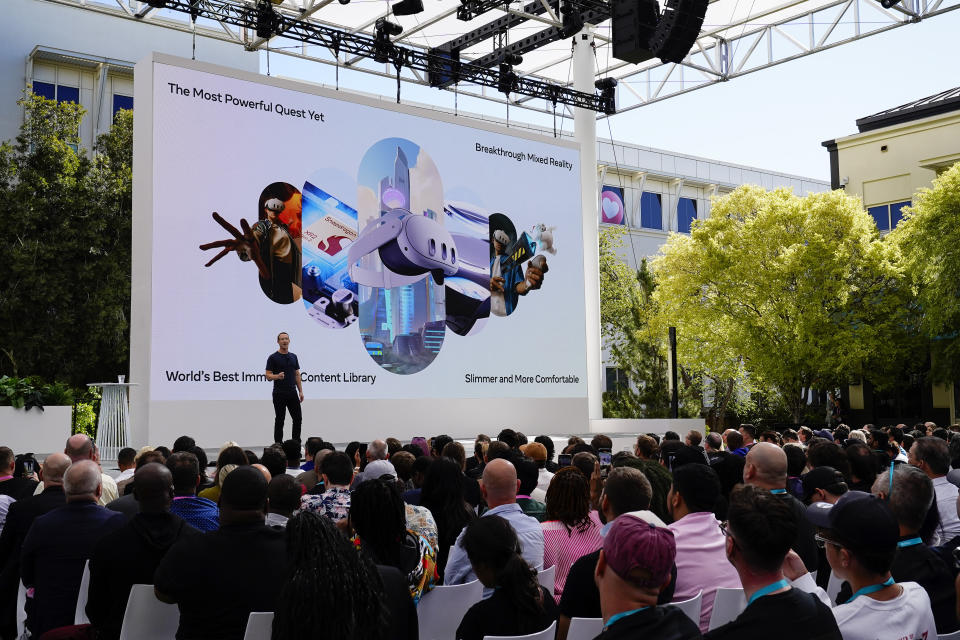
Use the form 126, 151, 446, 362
265, 7, 958, 182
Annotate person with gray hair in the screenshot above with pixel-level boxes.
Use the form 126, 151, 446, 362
862, 464, 960, 633
51, 434, 119, 506
20, 460, 124, 637
909, 436, 960, 545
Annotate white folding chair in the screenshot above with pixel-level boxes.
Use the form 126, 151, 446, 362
939, 631, 960, 640
418, 579, 484, 640
566, 617, 603, 640
74, 559, 91, 624
707, 587, 746, 630
118, 585, 180, 640
484, 620, 557, 640
15, 580, 27, 638
671, 590, 703, 627
243, 612, 274, 640
535, 565, 556, 594
826, 571, 844, 605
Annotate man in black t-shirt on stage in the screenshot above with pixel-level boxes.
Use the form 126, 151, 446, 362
265, 332, 303, 443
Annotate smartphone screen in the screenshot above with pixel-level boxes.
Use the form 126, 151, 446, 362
558, 453, 572, 467
598, 451, 612, 467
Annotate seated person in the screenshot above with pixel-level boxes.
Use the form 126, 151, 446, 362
786, 491, 937, 640
595, 512, 701, 640
455, 516, 559, 640
705, 485, 841, 640
541, 467, 602, 601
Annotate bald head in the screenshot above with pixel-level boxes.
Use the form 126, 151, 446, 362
41, 453, 71, 487
133, 463, 174, 513
481, 458, 519, 508
63, 460, 102, 502
65, 434, 96, 462
252, 464, 272, 482
744, 442, 787, 490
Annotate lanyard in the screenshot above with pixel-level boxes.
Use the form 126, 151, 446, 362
747, 579, 789, 606
769, 489, 787, 495
897, 537, 922, 548
605, 607, 649, 629
846, 577, 895, 603
0, 476, 12, 482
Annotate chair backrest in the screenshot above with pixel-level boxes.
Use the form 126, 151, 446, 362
484, 619, 558, 640
16, 580, 27, 638
118, 584, 180, 640
566, 617, 603, 640
418, 579, 484, 640
707, 587, 746, 630
74, 559, 91, 625
826, 571, 843, 605
535, 565, 555, 593
672, 590, 703, 626
243, 612, 275, 640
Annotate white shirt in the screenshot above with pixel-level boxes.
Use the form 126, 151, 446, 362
793, 574, 936, 640
933, 476, 960, 544
490, 257, 506, 317
114, 468, 135, 484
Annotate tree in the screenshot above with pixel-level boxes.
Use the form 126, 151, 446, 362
890, 162, 960, 383
649, 185, 916, 423
0, 94, 132, 385
598, 226, 699, 418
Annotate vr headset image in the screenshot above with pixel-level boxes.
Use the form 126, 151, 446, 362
348, 209, 459, 289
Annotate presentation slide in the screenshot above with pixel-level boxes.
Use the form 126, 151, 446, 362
133, 55, 588, 443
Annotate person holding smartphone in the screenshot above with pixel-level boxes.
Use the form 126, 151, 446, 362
265, 332, 304, 444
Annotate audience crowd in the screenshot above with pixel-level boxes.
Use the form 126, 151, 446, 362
0, 420, 959, 640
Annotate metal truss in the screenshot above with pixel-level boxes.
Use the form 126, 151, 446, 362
594, 0, 960, 115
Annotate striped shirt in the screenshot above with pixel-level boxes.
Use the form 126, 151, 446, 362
542, 510, 603, 601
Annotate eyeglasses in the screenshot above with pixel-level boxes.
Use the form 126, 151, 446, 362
719, 520, 731, 537
814, 534, 843, 550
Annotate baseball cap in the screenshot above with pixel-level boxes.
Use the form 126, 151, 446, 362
362, 459, 397, 480
603, 512, 675, 588
805, 490, 898, 553
813, 429, 835, 441
801, 466, 848, 503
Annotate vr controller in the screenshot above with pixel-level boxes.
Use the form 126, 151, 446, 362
348, 209, 458, 289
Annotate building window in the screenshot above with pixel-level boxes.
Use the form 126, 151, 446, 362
677, 197, 697, 233
33, 82, 79, 104
868, 200, 911, 231
640, 191, 662, 230
112, 94, 133, 118
605, 367, 628, 393
600, 185, 626, 225
32, 81, 56, 101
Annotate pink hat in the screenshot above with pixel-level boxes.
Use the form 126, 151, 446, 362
603, 513, 676, 588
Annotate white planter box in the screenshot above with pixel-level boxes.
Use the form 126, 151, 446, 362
0, 406, 73, 456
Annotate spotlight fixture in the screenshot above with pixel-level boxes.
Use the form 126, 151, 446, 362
339, 0, 351, 5
595, 77, 617, 114
498, 62, 519, 95
255, 0, 278, 39
503, 53, 523, 66
879, 0, 900, 7
374, 18, 403, 63
560, 0, 585, 37
393, 0, 425, 15
144, 0, 167, 6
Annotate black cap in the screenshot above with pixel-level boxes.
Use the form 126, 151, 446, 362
805, 491, 898, 553
801, 466, 848, 503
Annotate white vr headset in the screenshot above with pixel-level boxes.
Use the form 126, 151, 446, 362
348, 209, 459, 289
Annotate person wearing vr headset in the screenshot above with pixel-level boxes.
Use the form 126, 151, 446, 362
489, 229, 545, 317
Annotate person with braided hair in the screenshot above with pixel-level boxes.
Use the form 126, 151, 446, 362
272, 511, 416, 640
455, 515, 559, 640
541, 466, 603, 601
349, 478, 437, 604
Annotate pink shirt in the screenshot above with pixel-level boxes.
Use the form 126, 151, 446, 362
667, 510, 742, 632
541, 510, 603, 601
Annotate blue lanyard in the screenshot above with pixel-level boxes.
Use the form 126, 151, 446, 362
897, 537, 922, 548
846, 577, 895, 603
605, 607, 649, 629
747, 579, 789, 606
769, 489, 787, 495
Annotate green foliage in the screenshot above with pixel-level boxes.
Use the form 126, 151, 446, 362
599, 227, 701, 418
889, 162, 960, 383
650, 185, 917, 423
0, 375, 75, 410
0, 94, 132, 385
72, 385, 101, 437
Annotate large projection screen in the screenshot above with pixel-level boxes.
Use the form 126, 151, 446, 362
132, 54, 588, 447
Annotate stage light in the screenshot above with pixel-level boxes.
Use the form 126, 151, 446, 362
339, 0, 351, 5
503, 53, 523, 66
393, 0, 425, 15
144, 0, 167, 7
595, 77, 617, 114
256, 0, 278, 39
498, 63, 519, 95
560, 1, 585, 37
879, 0, 900, 7
374, 18, 403, 63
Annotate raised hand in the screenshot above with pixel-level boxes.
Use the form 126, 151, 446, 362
199, 212, 271, 279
